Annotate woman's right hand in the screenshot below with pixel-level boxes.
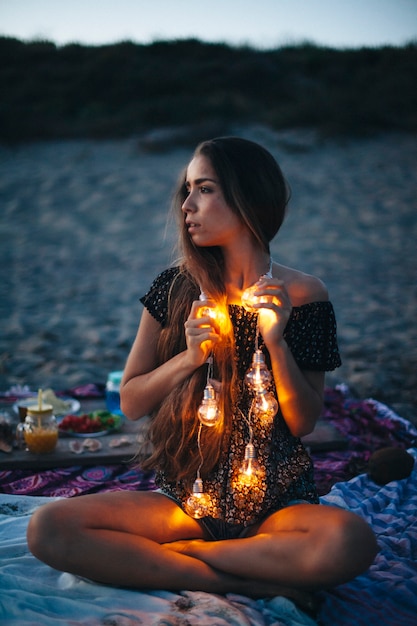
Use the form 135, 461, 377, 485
184, 300, 220, 367
121, 301, 220, 420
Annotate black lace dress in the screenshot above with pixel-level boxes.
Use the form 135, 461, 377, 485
140, 267, 341, 527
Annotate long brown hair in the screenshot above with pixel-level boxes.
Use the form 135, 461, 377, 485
141, 137, 290, 487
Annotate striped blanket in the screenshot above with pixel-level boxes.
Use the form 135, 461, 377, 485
319, 447, 417, 625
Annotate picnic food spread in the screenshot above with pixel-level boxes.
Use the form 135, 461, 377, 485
58, 411, 122, 435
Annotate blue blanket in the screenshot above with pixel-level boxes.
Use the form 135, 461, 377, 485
0, 492, 315, 625
319, 447, 417, 625
1, 448, 416, 625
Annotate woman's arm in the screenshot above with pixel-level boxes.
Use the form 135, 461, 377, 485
121, 303, 219, 420
268, 343, 324, 437
254, 274, 328, 437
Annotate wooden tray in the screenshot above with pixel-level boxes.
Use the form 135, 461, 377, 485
0, 419, 142, 470
0, 399, 145, 470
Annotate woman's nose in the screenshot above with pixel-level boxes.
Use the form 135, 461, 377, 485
182, 193, 194, 213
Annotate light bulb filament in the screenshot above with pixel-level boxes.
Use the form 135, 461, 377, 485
245, 349, 272, 391
236, 443, 265, 487
242, 457, 256, 477
198, 383, 221, 427
253, 389, 278, 421
185, 477, 212, 519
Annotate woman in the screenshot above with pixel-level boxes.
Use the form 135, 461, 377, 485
27, 137, 377, 604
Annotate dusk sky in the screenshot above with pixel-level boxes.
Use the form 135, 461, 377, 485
1, 0, 416, 49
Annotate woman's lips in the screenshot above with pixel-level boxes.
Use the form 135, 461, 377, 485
186, 222, 200, 233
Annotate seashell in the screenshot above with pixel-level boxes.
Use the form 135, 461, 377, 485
83, 438, 102, 452
109, 436, 130, 448
69, 440, 84, 454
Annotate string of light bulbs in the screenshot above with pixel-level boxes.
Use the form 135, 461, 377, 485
185, 265, 278, 519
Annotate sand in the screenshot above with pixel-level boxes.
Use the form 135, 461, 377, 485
1, 126, 416, 422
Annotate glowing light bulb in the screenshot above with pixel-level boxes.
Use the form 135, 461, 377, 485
197, 384, 221, 427
237, 443, 264, 486
185, 477, 212, 519
202, 304, 217, 320
199, 292, 217, 320
245, 349, 272, 392
253, 389, 278, 421
242, 283, 273, 312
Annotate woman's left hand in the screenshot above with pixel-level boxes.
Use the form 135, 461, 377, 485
251, 277, 292, 346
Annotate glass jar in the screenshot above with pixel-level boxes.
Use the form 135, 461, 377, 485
17, 404, 58, 454
105, 370, 124, 416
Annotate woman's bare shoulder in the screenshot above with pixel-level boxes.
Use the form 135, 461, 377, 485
272, 262, 329, 306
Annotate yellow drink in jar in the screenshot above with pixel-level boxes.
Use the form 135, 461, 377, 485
24, 427, 58, 454
23, 402, 58, 454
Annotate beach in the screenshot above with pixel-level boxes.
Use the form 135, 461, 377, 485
1, 126, 416, 422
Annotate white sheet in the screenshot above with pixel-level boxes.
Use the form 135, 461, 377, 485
0, 495, 316, 625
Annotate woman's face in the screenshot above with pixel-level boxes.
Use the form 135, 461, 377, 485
182, 155, 247, 248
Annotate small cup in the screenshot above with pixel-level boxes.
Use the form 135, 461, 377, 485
17, 404, 28, 422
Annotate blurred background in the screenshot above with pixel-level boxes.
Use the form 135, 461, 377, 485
1, 0, 417, 141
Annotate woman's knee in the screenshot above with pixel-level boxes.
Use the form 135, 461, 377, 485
316, 508, 378, 584
27, 500, 77, 563
341, 509, 377, 559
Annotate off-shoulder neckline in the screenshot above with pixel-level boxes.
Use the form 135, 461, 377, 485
228, 301, 331, 312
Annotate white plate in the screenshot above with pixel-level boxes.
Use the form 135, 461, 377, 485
59, 428, 108, 438
14, 397, 81, 418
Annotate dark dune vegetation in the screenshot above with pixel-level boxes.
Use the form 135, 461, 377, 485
1, 36, 416, 142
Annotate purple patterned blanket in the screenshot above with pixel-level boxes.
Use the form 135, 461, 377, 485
1, 386, 415, 497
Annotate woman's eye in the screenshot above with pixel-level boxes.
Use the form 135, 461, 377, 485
200, 186, 211, 193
